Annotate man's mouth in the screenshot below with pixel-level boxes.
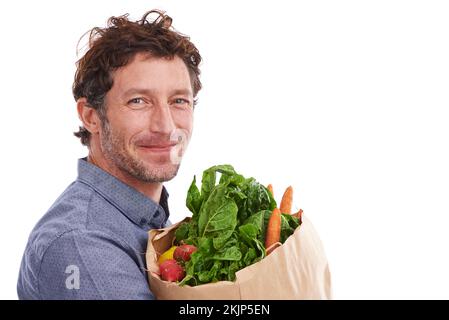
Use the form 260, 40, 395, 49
136, 143, 178, 153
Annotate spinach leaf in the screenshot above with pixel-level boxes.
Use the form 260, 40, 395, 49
243, 210, 267, 241
282, 213, 300, 230
237, 178, 277, 223
174, 222, 190, 244
280, 214, 300, 243
197, 184, 238, 250
198, 260, 222, 283
211, 245, 242, 261
186, 176, 202, 216
200, 164, 237, 201
238, 223, 266, 259
238, 223, 259, 246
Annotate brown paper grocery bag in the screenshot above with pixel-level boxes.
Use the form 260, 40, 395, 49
146, 215, 332, 300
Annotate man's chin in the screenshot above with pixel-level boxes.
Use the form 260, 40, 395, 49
139, 162, 180, 183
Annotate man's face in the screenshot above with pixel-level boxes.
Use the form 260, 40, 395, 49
99, 53, 194, 183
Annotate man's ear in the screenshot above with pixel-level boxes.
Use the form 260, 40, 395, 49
77, 98, 101, 134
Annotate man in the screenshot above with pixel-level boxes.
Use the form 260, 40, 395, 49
17, 9, 202, 299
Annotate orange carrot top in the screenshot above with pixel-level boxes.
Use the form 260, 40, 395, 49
280, 186, 293, 214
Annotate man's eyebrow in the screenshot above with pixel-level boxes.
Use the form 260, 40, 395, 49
122, 88, 150, 97
121, 88, 193, 97
170, 89, 193, 96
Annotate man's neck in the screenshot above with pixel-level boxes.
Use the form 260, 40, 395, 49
87, 153, 163, 204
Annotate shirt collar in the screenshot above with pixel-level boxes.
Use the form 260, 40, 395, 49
76, 158, 170, 229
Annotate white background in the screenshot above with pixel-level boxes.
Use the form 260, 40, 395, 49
1, 0, 448, 299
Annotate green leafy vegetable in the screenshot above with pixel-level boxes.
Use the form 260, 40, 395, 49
197, 184, 238, 250
186, 176, 202, 216
176, 164, 300, 286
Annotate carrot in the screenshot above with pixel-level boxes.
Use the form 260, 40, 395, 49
265, 207, 281, 249
279, 186, 293, 214
267, 184, 273, 196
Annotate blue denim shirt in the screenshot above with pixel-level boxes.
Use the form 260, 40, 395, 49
17, 158, 171, 300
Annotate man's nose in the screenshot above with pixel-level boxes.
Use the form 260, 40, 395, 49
149, 103, 176, 134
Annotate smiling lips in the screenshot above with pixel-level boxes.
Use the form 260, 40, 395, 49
137, 142, 177, 153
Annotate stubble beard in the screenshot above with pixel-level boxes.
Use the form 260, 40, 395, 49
100, 119, 180, 183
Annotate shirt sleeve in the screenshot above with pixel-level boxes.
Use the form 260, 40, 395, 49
37, 229, 154, 300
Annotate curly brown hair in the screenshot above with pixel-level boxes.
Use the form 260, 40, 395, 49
73, 9, 202, 146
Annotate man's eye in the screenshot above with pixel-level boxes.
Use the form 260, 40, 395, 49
128, 97, 144, 104
174, 98, 191, 106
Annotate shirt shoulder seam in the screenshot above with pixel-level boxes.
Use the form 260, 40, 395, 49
79, 183, 139, 252
76, 178, 131, 222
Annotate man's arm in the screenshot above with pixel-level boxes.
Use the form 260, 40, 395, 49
37, 230, 154, 300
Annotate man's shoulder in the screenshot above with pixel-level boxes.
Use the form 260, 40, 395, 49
18, 227, 131, 300
27, 181, 97, 259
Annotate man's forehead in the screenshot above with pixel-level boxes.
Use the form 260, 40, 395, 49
111, 54, 193, 96
121, 87, 193, 97
114, 54, 188, 76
